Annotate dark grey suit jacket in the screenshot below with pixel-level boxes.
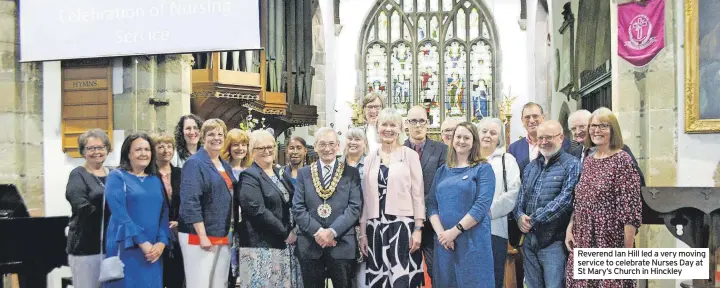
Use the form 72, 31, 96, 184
292, 160, 363, 260
403, 137, 447, 244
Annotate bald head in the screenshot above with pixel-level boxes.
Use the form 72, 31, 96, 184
406, 106, 429, 143
537, 120, 564, 159
441, 118, 459, 146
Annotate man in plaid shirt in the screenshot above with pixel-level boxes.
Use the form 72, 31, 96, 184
514, 120, 580, 288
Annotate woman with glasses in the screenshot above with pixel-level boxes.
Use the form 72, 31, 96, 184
237, 130, 301, 287
179, 119, 236, 288
361, 93, 385, 153
565, 107, 642, 288
66, 129, 112, 288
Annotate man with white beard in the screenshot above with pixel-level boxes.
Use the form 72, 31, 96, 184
514, 120, 580, 288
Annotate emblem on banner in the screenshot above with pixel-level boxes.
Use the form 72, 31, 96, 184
625, 14, 657, 50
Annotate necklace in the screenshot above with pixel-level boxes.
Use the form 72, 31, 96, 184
311, 162, 345, 218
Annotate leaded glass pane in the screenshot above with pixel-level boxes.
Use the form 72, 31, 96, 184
443, 0, 453, 11
368, 23, 376, 42
404, 24, 412, 42
444, 41, 467, 117
431, 16, 440, 42
446, 19, 454, 39
470, 41, 492, 122
418, 16, 427, 40
391, 43, 413, 116
366, 44, 388, 96
391, 11, 401, 42
482, 22, 489, 39
430, 0, 439, 11
379, 11, 388, 43
418, 42, 441, 127
469, 9, 479, 39
457, 8, 466, 40
403, 0, 413, 13
418, 0, 427, 12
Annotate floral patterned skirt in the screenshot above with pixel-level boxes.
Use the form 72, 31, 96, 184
237, 245, 303, 288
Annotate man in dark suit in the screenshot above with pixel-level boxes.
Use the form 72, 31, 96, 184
292, 127, 363, 288
403, 105, 448, 279
508, 102, 571, 178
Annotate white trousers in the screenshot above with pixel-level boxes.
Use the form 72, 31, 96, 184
179, 232, 231, 288
68, 254, 103, 288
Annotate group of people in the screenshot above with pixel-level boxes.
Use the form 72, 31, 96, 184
64, 92, 643, 288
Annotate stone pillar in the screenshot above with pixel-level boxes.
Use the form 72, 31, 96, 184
612, 1, 678, 287
155, 54, 192, 133
0, 0, 44, 215
312, 9, 327, 129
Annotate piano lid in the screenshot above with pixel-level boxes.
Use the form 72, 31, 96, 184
0, 184, 30, 218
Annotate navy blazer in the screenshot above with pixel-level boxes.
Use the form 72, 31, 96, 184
178, 148, 236, 238
508, 136, 571, 179
237, 162, 294, 249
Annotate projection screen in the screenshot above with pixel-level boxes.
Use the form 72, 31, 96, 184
19, 0, 260, 62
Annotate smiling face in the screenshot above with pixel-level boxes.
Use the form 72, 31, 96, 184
230, 141, 248, 162
315, 132, 340, 164
183, 118, 200, 147
378, 119, 401, 145
570, 116, 589, 143
522, 105, 544, 136
453, 125, 474, 156
479, 122, 500, 150
155, 141, 174, 163
537, 122, 563, 158
252, 136, 276, 167
83, 137, 108, 166
346, 135, 366, 156
589, 117, 612, 148
129, 138, 152, 171
441, 119, 459, 145
286, 139, 306, 166
203, 128, 225, 153
364, 97, 383, 125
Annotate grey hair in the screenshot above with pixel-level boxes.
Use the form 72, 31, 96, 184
249, 129, 276, 152
314, 127, 339, 145
344, 127, 369, 156
477, 118, 506, 148
78, 128, 112, 157
375, 108, 404, 144
568, 109, 592, 129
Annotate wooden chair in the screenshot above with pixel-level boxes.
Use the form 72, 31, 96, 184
505, 242, 524, 288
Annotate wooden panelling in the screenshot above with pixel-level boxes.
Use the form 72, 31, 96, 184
61, 61, 113, 158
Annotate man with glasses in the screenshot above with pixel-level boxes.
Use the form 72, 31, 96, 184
439, 118, 459, 146
508, 102, 571, 178
514, 120, 580, 288
403, 105, 448, 279
567, 109, 644, 185
292, 127, 363, 288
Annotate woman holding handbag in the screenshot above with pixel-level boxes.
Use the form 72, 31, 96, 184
237, 129, 302, 287
66, 129, 112, 288
103, 133, 170, 288
477, 118, 521, 288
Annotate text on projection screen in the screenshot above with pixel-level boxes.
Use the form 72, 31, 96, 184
19, 0, 260, 62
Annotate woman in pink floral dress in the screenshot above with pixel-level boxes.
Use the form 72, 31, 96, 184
565, 107, 642, 288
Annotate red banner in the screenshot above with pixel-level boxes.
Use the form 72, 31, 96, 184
618, 0, 665, 67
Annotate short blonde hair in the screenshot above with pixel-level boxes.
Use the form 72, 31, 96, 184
375, 108, 404, 144
221, 129, 252, 167
151, 133, 175, 148
447, 122, 486, 168
585, 107, 624, 150
344, 127, 369, 156
200, 118, 228, 142
249, 129, 277, 158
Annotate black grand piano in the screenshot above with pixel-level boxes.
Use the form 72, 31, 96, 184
0, 184, 69, 288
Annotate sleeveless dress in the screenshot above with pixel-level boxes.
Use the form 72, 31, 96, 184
365, 164, 424, 287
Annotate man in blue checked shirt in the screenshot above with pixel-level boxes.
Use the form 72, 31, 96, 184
514, 120, 580, 288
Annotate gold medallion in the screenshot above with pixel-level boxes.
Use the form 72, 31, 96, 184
317, 202, 332, 218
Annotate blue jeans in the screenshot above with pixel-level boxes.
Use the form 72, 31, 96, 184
521, 233, 567, 288
491, 235, 507, 288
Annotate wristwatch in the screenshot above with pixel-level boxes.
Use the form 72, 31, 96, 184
455, 223, 465, 233
414, 226, 423, 232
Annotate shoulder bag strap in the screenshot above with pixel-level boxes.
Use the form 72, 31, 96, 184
502, 153, 508, 193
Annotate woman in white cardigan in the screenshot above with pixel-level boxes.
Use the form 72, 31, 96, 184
476, 118, 521, 288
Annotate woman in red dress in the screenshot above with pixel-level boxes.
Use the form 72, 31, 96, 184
565, 107, 642, 288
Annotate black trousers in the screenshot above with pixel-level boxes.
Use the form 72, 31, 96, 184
299, 254, 355, 288
421, 225, 435, 280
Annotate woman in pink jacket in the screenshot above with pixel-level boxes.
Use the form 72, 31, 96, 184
359, 108, 425, 288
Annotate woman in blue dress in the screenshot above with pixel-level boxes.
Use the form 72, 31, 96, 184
104, 133, 170, 288
426, 122, 496, 287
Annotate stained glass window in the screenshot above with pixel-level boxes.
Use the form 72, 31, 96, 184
362, 0, 498, 124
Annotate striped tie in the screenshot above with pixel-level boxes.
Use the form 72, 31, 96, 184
323, 165, 332, 187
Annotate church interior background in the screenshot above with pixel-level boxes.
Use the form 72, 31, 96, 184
1, 0, 720, 287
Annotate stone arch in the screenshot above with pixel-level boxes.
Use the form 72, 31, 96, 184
311, 4, 327, 128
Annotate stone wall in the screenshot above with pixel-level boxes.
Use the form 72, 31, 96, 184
0, 0, 44, 215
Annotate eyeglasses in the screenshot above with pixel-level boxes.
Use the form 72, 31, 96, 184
589, 123, 610, 131
570, 125, 587, 133
442, 128, 455, 135
365, 105, 381, 111
316, 142, 337, 149
254, 146, 275, 152
406, 119, 427, 126
85, 146, 106, 152
537, 133, 562, 142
